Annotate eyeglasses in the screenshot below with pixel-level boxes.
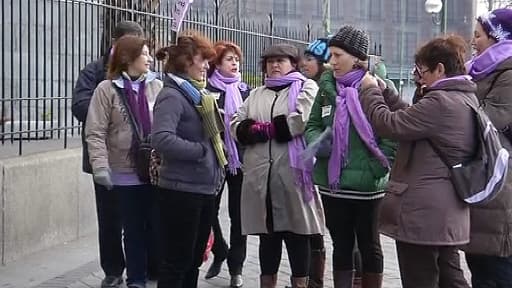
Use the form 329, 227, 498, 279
412, 65, 430, 78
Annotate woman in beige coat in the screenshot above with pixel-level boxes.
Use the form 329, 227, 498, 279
231, 44, 324, 288
359, 36, 474, 288
86, 35, 162, 288
464, 8, 512, 287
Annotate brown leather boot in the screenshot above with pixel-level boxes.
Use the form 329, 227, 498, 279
361, 273, 382, 288
260, 274, 278, 288
308, 249, 326, 288
333, 270, 354, 288
291, 277, 309, 288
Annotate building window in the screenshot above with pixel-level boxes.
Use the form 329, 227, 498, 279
392, 0, 401, 23
368, 0, 382, 20
406, 0, 418, 22
273, 0, 286, 16
405, 32, 418, 62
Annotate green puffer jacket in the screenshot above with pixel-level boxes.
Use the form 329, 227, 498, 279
305, 71, 396, 199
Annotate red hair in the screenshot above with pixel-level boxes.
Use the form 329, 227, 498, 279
156, 31, 216, 74
208, 41, 243, 76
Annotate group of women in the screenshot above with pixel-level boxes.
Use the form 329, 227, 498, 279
81, 7, 512, 288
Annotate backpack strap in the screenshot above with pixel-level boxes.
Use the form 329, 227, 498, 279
427, 139, 452, 168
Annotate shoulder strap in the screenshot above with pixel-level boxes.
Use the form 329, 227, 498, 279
111, 83, 143, 141
427, 139, 451, 168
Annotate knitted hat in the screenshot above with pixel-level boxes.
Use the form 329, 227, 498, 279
305, 38, 331, 63
261, 43, 300, 63
328, 26, 369, 60
477, 8, 512, 42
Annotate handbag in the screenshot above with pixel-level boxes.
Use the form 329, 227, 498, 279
113, 83, 159, 184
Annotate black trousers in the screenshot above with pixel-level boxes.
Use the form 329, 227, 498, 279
396, 242, 469, 288
211, 170, 247, 275
322, 195, 383, 273
117, 184, 157, 285
94, 182, 125, 277
259, 232, 311, 277
157, 189, 216, 288
466, 254, 512, 288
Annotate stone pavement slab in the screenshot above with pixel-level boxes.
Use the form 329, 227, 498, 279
1, 189, 471, 288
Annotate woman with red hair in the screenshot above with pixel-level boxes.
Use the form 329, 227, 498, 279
204, 41, 250, 288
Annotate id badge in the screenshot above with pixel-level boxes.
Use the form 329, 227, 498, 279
321, 105, 332, 118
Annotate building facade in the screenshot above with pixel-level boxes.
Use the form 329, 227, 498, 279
192, 0, 477, 82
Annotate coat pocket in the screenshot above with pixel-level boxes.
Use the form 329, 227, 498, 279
386, 180, 408, 195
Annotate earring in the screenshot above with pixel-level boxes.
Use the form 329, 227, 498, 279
353, 59, 360, 69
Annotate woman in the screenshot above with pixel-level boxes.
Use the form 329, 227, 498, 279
204, 41, 250, 288
464, 8, 512, 287
231, 43, 324, 288
300, 37, 331, 288
359, 35, 474, 288
86, 35, 162, 288
302, 37, 330, 81
151, 33, 225, 288
304, 26, 395, 288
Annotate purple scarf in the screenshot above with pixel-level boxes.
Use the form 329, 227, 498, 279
329, 69, 390, 188
123, 78, 151, 137
466, 40, 512, 81
265, 72, 315, 203
208, 69, 244, 174
431, 75, 473, 89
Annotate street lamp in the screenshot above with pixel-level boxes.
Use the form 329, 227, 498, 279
425, 0, 443, 25
425, 0, 443, 13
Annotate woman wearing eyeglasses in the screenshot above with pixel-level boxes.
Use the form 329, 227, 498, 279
359, 35, 474, 288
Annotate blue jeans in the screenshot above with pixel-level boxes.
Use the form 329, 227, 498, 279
466, 254, 512, 288
117, 184, 158, 287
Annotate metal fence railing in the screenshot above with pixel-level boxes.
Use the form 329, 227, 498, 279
1, 0, 317, 156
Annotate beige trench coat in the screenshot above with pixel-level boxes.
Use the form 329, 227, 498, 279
231, 79, 325, 235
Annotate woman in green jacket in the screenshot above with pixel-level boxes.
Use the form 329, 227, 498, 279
305, 26, 395, 288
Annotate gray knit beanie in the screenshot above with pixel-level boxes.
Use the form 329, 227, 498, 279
328, 26, 369, 61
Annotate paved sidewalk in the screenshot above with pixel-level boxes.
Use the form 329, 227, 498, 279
0, 191, 470, 288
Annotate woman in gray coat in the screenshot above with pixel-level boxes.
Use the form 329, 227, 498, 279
231, 44, 324, 288
464, 8, 512, 287
360, 35, 474, 288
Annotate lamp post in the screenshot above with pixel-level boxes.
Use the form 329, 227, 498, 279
425, 0, 443, 35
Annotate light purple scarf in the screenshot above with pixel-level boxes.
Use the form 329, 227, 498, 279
329, 69, 390, 188
466, 40, 512, 81
430, 75, 473, 89
265, 72, 315, 203
208, 69, 244, 174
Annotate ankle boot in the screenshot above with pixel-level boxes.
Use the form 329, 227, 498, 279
308, 249, 326, 288
361, 273, 382, 288
291, 277, 309, 288
260, 274, 277, 288
333, 270, 354, 288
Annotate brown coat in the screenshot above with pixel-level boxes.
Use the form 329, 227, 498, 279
464, 57, 512, 257
360, 78, 478, 245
